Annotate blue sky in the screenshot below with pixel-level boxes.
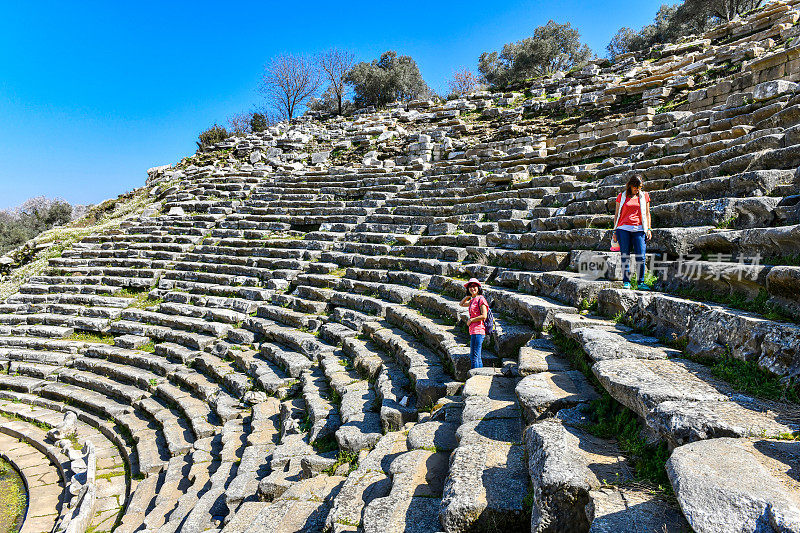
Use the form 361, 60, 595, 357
0, 0, 666, 210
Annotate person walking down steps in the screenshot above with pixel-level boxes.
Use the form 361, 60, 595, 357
460, 278, 489, 369
612, 174, 653, 290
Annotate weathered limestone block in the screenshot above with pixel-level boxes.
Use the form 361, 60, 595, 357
651, 197, 780, 229
766, 265, 800, 320
515, 371, 599, 422
586, 486, 689, 533
753, 79, 798, 102
361, 450, 448, 533
440, 424, 528, 533
593, 357, 799, 443
518, 337, 572, 376
667, 438, 800, 533
47, 410, 78, 442
525, 420, 614, 533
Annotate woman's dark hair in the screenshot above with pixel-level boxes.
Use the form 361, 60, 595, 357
467, 283, 483, 295
626, 174, 643, 196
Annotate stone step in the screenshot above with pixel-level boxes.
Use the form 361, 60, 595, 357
318, 352, 382, 453
0, 425, 65, 533
553, 313, 800, 446
1, 400, 130, 530
596, 288, 800, 379
225, 399, 280, 511
365, 321, 462, 409
525, 418, 689, 532
0, 324, 74, 338
440, 372, 529, 533
667, 437, 800, 533
109, 320, 216, 350
325, 431, 408, 533
301, 366, 340, 442
361, 448, 449, 533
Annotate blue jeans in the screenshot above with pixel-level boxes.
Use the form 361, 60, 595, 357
470, 334, 485, 369
616, 229, 646, 283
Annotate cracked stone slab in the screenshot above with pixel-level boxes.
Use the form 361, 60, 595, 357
667, 437, 800, 533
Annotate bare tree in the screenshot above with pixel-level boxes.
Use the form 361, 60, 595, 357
318, 48, 355, 115
227, 113, 252, 136
448, 68, 479, 97
260, 54, 320, 121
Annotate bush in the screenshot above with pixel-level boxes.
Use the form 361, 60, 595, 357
308, 87, 355, 116
605, 0, 764, 59
478, 20, 592, 88
345, 51, 432, 108
0, 197, 73, 255
250, 112, 268, 132
197, 124, 229, 150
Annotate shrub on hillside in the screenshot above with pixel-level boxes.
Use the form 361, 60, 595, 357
197, 124, 229, 150
606, 0, 764, 59
0, 197, 73, 255
308, 87, 355, 116
250, 112, 268, 132
345, 51, 432, 108
478, 20, 592, 89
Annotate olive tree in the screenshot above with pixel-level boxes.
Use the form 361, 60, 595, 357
478, 20, 592, 88
607, 0, 763, 58
345, 51, 432, 108
680, 0, 764, 21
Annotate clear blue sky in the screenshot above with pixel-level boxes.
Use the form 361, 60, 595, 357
0, 0, 666, 210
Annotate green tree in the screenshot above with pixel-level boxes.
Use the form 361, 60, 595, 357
345, 51, 432, 108
478, 20, 592, 88
607, 27, 639, 59
197, 124, 229, 150
0, 198, 73, 255
680, 0, 764, 22
607, 0, 763, 57
250, 112, 268, 132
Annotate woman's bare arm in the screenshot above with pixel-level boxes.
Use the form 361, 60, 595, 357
459, 296, 470, 307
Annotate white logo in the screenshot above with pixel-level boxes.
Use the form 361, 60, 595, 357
576, 253, 609, 280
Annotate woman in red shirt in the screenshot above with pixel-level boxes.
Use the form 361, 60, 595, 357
612, 175, 653, 290
459, 278, 488, 369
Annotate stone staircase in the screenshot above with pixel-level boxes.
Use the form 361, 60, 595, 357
2, 2, 800, 531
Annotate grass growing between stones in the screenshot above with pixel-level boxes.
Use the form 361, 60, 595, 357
312, 435, 338, 454
668, 287, 795, 324
693, 353, 800, 404
322, 449, 359, 476
583, 394, 672, 490
551, 329, 673, 492
116, 289, 164, 310
0, 458, 26, 533
69, 332, 115, 344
